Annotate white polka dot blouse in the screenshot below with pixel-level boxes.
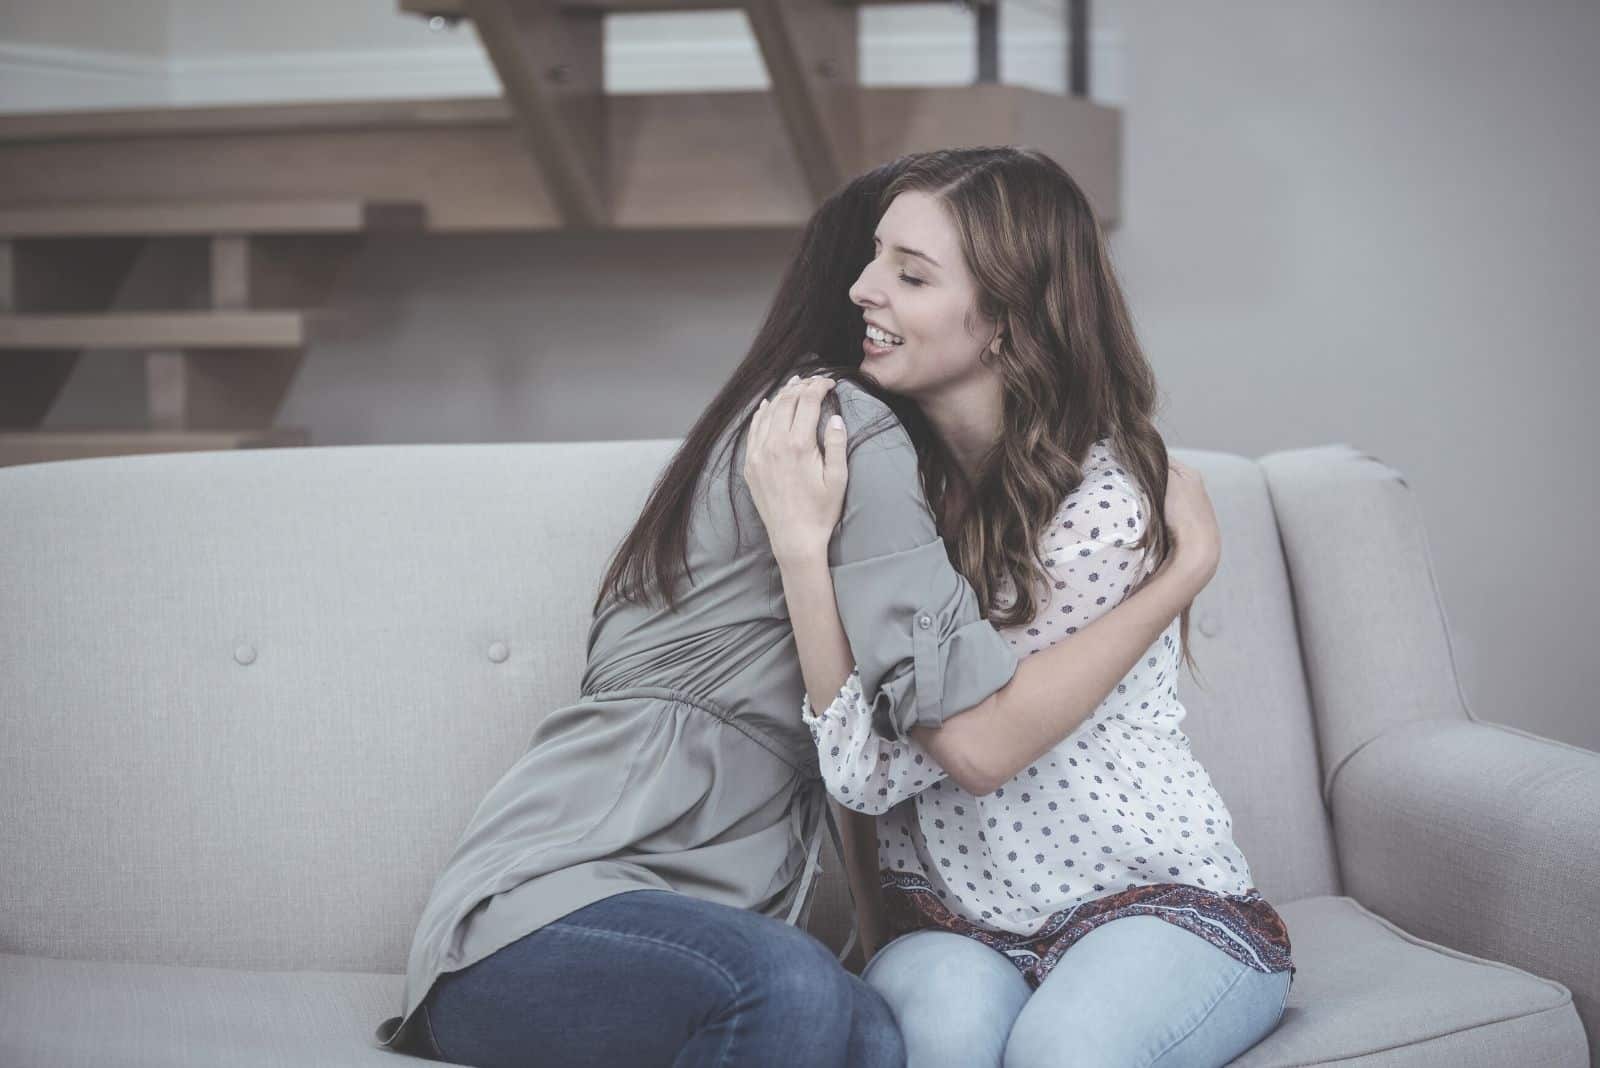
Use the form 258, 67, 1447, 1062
801, 438, 1257, 936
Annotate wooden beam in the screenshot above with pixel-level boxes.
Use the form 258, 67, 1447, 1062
0, 312, 306, 349
0, 88, 1121, 230
0, 200, 423, 239
144, 349, 188, 431
466, 0, 608, 227
743, 0, 860, 203
210, 237, 250, 309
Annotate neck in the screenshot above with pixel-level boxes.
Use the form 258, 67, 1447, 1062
914, 370, 1004, 484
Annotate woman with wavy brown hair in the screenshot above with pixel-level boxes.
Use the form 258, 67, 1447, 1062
744, 147, 1294, 1067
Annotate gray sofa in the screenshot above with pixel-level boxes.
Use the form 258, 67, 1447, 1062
1, 440, 1594, 1067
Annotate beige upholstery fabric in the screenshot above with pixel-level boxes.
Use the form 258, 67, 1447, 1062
1, 441, 1591, 1065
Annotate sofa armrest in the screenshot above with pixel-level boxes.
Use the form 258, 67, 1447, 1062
1331, 716, 1600, 1052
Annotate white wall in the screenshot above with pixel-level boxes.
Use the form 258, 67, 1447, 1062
7, 0, 1598, 753
1111, 0, 1598, 752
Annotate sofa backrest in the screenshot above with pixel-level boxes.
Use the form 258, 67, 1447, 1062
0, 441, 1339, 974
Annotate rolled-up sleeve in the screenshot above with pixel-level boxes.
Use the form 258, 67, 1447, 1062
823, 382, 1019, 741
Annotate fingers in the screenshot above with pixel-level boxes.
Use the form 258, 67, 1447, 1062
791, 375, 834, 438
748, 393, 772, 457
752, 375, 806, 436
777, 373, 827, 432
768, 374, 833, 440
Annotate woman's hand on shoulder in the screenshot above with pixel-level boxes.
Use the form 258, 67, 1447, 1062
1162, 458, 1221, 589
743, 374, 848, 564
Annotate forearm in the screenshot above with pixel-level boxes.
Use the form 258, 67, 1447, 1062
949, 558, 1207, 793
776, 550, 854, 720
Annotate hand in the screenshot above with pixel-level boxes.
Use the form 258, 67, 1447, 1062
743, 374, 848, 564
1161, 458, 1221, 589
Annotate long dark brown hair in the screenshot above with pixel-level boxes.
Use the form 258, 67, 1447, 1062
590, 159, 918, 618
593, 147, 1198, 676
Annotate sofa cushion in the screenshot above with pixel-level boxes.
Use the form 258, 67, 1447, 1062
3, 894, 1582, 1067
1231, 896, 1586, 1066
0, 953, 442, 1067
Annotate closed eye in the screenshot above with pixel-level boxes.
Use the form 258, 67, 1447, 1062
873, 236, 926, 286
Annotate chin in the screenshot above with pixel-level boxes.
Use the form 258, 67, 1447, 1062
858, 364, 889, 391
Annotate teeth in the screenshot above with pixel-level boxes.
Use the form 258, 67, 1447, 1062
866, 324, 903, 345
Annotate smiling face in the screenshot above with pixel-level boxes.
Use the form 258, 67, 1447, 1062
849, 190, 1003, 400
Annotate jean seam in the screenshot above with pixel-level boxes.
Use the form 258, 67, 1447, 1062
554, 920, 744, 997
1145, 963, 1250, 1067
419, 1001, 447, 1062
712, 999, 741, 1068
550, 923, 748, 1068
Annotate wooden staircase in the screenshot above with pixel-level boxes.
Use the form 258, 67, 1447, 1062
0, 198, 424, 467
399, 0, 1114, 227
0, 0, 1117, 467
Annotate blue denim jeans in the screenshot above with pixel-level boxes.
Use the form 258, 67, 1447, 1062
859, 915, 1290, 1068
413, 888, 906, 1068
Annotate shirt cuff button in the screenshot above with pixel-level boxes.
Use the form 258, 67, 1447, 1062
917, 614, 932, 629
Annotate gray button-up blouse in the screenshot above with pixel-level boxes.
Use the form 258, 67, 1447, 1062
375, 378, 1020, 1053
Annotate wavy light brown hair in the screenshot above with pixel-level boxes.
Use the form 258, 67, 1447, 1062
880, 147, 1198, 675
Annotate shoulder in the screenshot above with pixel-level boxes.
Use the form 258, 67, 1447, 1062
820, 378, 911, 460
1052, 439, 1151, 547
831, 378, 902, 431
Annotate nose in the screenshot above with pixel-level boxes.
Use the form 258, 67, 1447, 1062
849, 259, 885, 309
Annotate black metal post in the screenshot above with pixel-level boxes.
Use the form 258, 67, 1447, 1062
976, 1, 999, 84
1068, 0, 1089, 97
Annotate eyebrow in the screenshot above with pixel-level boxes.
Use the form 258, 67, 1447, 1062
873, 234, 943, 269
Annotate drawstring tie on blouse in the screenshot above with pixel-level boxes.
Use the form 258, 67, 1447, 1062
783, 776, 858, 963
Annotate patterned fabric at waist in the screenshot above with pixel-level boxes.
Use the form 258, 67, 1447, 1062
881, 874, 1296, 993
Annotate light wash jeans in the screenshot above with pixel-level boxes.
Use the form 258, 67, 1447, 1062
860, 915, 1290, 1068
414, 887, 905, 1068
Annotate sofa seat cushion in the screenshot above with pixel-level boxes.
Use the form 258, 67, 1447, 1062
0, 953, 444, 1067
1230, 895, 1586, 1066
1, 895, 1586, 1067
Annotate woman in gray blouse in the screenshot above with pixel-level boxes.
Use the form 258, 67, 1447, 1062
374, 154, 1219, 1067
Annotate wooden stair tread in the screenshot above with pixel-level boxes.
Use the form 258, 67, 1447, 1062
0, 311, 306, 349
0, 428, 308, 467
0, 199, 424, 238
0, 88, 1120, 230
